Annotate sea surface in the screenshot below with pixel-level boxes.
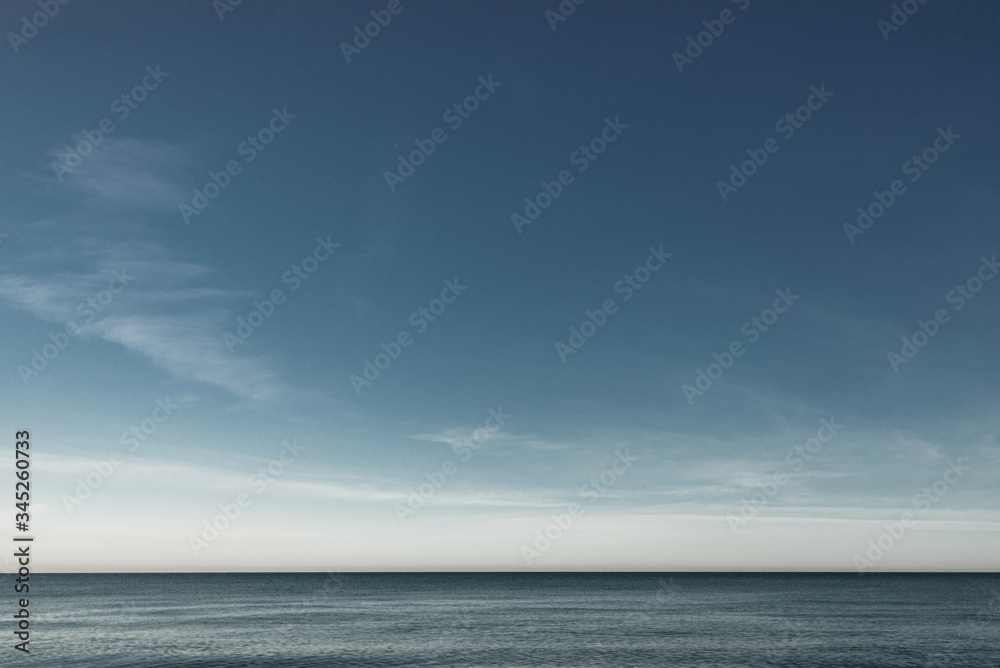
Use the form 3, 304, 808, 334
3, 572, 998, 667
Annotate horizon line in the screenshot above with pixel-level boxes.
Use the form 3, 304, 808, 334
15, 569, 999, 575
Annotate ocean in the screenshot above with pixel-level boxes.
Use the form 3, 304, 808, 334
5, 572, 998, 667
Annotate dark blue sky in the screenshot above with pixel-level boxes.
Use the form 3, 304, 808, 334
0, 0, 997, 571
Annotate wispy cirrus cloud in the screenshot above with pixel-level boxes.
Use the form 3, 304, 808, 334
49, 137, 190, 210
0, 241, 237, 322
408, 429, 569, 453
94, 314, 279, 401
0, 275, 80, 322
408, 428, 500, 450
0, 241, 280, 401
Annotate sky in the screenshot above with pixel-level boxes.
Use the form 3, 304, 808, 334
0, 0, 998, 573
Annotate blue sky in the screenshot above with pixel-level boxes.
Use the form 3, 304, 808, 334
0, 0, 998, 572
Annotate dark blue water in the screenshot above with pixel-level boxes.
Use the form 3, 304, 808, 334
3, 573, 998, 667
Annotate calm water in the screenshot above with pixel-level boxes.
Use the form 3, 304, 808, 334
3, 573, 998, 667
